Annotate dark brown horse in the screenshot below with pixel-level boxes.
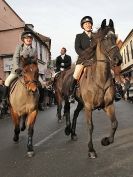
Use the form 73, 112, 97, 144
72, 19, 122, 158
54, 19, 122, 158
53, 68, 75, 122
9, 59, 39, 157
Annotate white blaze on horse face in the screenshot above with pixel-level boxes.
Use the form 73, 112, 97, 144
30, 67, 33, 72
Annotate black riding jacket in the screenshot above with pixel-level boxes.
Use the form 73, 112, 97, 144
75, 32, 95, 64
55, 54, 72, 72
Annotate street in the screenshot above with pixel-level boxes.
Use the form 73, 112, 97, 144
0, 100, 133, 177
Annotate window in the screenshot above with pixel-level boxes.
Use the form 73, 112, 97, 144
124, 49, 126, 64
121, 53, 124, 64
40, 43, 42, 60
126, 45, 130, 62
130, 40, 133, 59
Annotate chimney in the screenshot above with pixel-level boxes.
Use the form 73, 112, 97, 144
26, 24, 34, 30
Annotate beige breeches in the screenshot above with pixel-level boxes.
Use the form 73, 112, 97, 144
73, 64, 84, 80
5, 73, 18, 87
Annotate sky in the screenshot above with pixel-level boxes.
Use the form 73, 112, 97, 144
6, 0, 133, 62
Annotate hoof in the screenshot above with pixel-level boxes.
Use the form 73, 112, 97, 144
88, 151, 97, 159
65, 126, 71, 136
13, 135, 19, 142
27, 151, 34, 158
101, 137, 113, 146
71, 134, 78, 141
58, 119, 62, 123
21, 126, 26, 131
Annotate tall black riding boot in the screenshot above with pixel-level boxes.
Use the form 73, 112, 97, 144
69, 78, 77, 103
1, 86, 8, 108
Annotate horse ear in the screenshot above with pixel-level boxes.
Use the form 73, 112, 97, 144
109, 19, 114, 28
101, 19, 106, 29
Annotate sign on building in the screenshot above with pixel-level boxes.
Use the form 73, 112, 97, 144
3, 57, 13, 71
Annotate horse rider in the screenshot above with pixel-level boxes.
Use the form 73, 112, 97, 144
1, 31, 43, 109
69, 16, 122, 102
69, 16, 95, 102
55, 47, 72, 73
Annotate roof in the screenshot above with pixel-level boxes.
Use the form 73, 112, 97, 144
121, 29, 133, 48
36, 33, 51, 43
3, 0, 24, 23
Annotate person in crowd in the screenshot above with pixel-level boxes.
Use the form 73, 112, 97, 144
123, 75, 131, 100
38, 76, 45, 111
0, 77, 5, 102
55, 47, 72, 72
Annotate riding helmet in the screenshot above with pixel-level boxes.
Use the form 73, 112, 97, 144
80, 16, 93, 28
21, 31, 33, 40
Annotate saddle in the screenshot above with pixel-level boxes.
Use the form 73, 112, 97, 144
9, 78, 20, 95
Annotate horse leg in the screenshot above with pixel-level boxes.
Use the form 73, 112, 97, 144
10, 107, 20, 142
64, 98, 71, 136
55, 91, 62, 122
57, 103, 62, 122
85, 108, 97, 159
71, 102, 84, 141
21, 114, 27, 131
27, 110, 37, 157
101, 104, 118, 146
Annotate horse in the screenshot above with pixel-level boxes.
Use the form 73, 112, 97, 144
53, 69, 74, 122
70, 19, 122, 158
55, 19, 122, 158
9, 58, 39, 157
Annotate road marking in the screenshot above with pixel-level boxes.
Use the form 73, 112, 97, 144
34, 126, 65, 147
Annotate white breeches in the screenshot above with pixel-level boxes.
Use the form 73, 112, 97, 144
73, 64, 84, 80
5, 73, 18, 87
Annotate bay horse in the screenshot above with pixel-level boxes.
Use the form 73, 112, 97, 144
69, 19, 122, 158
9, 58, 39, 157
55, 19, 122, 158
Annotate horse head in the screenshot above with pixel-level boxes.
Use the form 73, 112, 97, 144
22, 61, 39, 92
96, 19, 122, 66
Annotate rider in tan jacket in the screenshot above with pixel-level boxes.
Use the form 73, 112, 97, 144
1, 31, 37, 107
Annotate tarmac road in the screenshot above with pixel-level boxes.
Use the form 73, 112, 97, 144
0, 100, 133, 177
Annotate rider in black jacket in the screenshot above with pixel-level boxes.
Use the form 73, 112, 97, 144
55, 47, 72, 72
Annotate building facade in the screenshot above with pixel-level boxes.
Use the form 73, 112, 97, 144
0, 0, 51, 80
120, 29, 133, 78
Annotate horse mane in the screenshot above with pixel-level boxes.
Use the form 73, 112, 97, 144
21, 57, 38, 68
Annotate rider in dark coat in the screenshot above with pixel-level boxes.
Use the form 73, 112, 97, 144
55, 47, 72, 72
69, 16, 94, 102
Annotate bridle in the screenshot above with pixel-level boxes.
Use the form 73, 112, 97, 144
97, 36, 119, 65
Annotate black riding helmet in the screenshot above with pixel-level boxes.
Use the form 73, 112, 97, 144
80, 16, 93, 28
21, 31, 33, 41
